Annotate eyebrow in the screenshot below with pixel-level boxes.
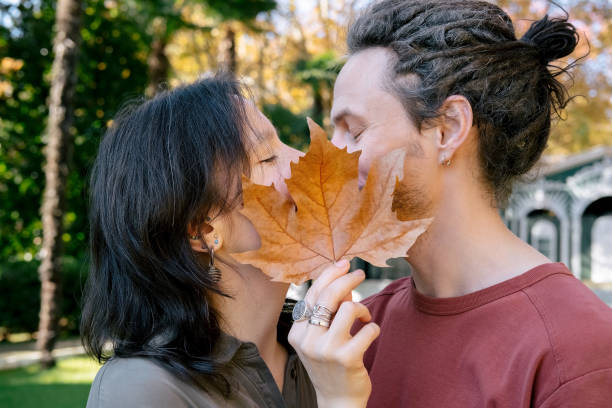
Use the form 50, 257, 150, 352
255, 125, 275, 143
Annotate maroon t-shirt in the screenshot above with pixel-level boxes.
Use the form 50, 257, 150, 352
354, 263, 612, 407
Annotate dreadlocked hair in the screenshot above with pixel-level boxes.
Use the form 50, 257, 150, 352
348, 0, 580, 206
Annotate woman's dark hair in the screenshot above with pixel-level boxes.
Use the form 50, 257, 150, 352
81, 74, 252, 394
348, 0, 580, 205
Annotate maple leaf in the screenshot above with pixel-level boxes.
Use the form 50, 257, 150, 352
232, 119, 432, 284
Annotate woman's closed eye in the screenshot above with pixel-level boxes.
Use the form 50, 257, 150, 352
260, 155, 278, 164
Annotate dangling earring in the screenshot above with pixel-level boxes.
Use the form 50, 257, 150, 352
207, 246, 222, 283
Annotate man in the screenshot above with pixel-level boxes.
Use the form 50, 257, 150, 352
291, 1, 612, 407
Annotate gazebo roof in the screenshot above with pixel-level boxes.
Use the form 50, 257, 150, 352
536, 146, 612, 178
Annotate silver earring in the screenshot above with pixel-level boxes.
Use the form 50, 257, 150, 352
445, 158, 451, 167
190, 233, 200, 240
207, 247, 222, 283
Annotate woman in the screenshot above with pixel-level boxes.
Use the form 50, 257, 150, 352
81, 75, 350, 407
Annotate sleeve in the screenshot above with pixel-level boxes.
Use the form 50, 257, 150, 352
86, 360, 205, 408
537, 368, 612, 408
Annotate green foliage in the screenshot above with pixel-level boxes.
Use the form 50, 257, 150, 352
0, 257, 88, 338
293, 51, 342, 126
119, 0, 202, 42
206, 0, 276, 22
0, 0, 149, 263
263, 104, 310, 151
295, 50, 343, 89
0, 0, 284, 340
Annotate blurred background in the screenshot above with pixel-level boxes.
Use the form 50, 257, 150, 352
0, 0, 610, 406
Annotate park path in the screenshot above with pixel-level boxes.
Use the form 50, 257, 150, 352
0, 338, 84, 370
1, 285, 611, 371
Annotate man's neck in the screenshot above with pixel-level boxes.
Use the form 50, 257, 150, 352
408, 182, 551, 298
211, 260, 289, 388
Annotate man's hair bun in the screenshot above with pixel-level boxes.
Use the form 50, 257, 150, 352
521, 15, 579, 63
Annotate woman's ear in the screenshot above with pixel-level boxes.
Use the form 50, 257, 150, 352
188, 221, 223, 253
436, 95, 473, 165
202, 227, 223, 253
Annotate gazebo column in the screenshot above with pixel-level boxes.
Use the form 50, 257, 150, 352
511, 217, 520, 236
560, 215, 570, 268
519, 215, 529, 242
571, 212, 582, 279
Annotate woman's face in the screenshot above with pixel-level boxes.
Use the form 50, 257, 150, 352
212, 102, 302, 256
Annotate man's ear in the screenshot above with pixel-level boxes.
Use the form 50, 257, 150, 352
436, 95, 473, 165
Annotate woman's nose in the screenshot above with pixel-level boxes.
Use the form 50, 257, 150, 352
280, 146, 303, 178
288, 146, 304, 162
274, 146, 303, 202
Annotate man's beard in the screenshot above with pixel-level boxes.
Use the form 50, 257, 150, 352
391, 163, 434, 222
392, 181, 433, 221
391, 142, 434, 221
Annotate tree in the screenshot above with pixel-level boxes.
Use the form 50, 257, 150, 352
132, 0, 191, 96
1, 0, 149, 343
493, 0, 612, 154
295, 51, 342, 125
206, 0, 276, 72
36, 0, 83, 368
138, 0, 276, 97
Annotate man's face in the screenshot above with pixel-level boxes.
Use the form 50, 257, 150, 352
331, 47, 441, 219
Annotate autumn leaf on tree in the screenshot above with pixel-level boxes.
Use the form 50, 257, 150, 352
233, 119, 432, 284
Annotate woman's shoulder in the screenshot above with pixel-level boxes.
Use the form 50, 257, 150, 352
86, 357, 212, 408
91, 357, 172, 386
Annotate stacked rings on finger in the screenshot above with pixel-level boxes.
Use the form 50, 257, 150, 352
308, 304, 334, 328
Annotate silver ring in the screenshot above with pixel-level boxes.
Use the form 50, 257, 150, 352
292, 300, 313, 322
308, 316, 331, 328
313, 304, 334, 317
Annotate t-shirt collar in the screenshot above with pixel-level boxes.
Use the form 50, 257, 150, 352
411, 262, 572, 315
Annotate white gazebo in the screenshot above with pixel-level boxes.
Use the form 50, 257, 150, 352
504, 146, 612, 281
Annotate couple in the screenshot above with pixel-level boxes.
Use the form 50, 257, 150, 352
83, 1, 612, 407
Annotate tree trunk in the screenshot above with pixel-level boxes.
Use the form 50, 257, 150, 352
37, 0, 82, 369
312, 85, 324, 125
221, 26, 237, 73
256, 29, 269, 104
146, 35, 169, 97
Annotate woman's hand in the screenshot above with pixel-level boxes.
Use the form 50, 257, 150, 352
288, 260, 380, 408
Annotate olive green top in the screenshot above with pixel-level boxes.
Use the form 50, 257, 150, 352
86, 304, 317, 408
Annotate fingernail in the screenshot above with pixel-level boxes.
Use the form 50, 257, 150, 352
336, 259, 349, 268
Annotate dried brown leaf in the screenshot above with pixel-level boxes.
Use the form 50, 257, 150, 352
233, 119, 432, 284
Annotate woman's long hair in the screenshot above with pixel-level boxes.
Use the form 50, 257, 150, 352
81, 74, 252, 394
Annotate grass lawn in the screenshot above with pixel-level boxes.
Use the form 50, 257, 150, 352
0, 355, 101, 408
